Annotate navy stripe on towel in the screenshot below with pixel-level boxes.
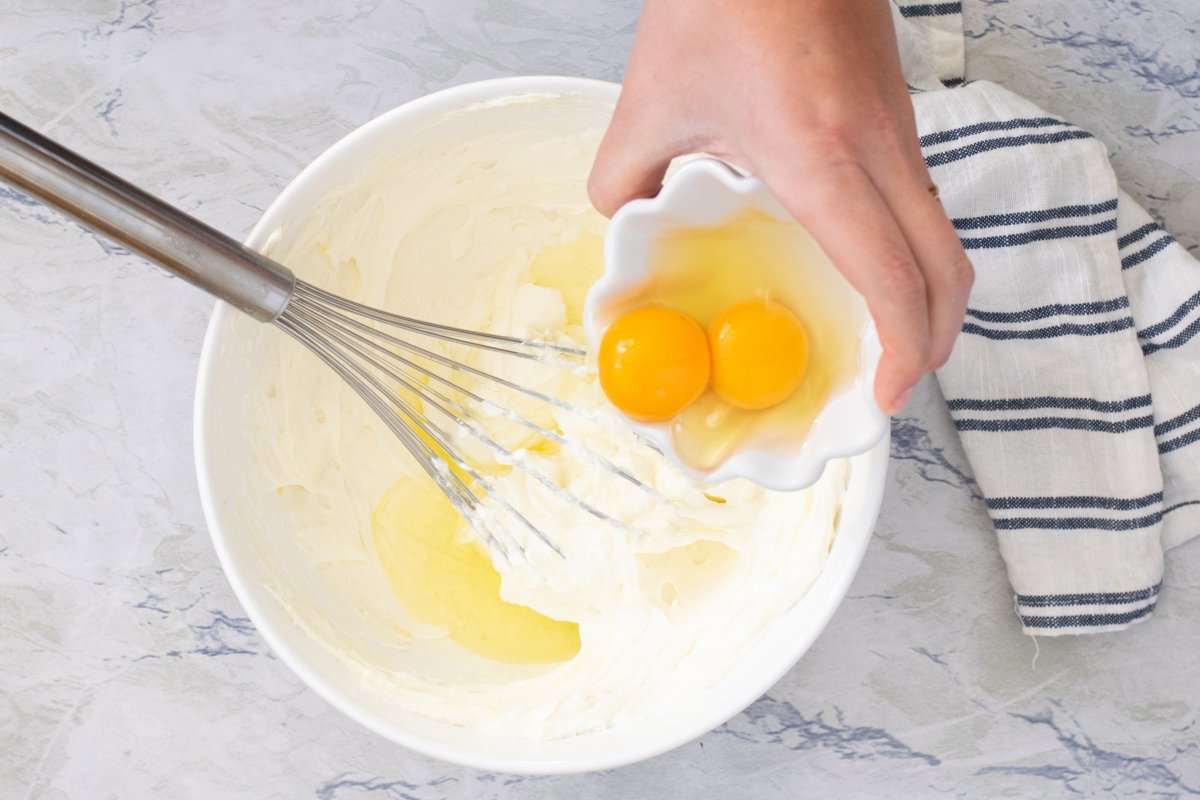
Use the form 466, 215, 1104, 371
1121, 235, 1175, 270
1154, 402, 1200, 437
955, 414, 1154, 434
993, 512, 1162, 531
1159, 427, 1200, 455
1117, 223, 1161, 249
919, 116, 1066, 148
965, 297, 1129, 324
1017, 582, 1161, 608
960, 218, 1116, 250
1165, 500, 1200, 515
948, 394, 1149, 413
1021, 604, 1156, 629
899, 2, 962, 17
1139, 290, 1200, 340
1142, 316, 1200, 356
952, 199, 1117, 231
987, 491, 1162, 511
962, 316, 1134, 340
926, 130, 1094, 168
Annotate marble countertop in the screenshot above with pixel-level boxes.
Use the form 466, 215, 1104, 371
2, 1, 1198, 797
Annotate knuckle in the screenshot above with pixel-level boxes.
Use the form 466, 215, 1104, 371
940, 252, 976, 294
865, 106, 925, 171
784, 97, 918, 166
866, 105, 911, 150
872, 258, 933, 372
886, 341, 932, 380
876, 254, 927, 306
805, 119, 861, 166
852, 104, 919, 164
777, 147, 859, 219
881, 343, 933, 380
873, 278, 936, 371
929, 338, 957, 370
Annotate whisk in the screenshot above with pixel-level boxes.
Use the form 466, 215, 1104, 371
0, 111, 658, 559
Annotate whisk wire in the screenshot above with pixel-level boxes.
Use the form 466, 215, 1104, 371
287, 301, 622, 532
277, 288, 590, 557
288, 284, 667, 499
294, 281, 587, 359
274, 312, 535, 560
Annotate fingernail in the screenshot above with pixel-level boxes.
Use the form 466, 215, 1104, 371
887, 387, 914, 416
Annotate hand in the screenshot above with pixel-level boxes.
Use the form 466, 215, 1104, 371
589, 0, 973, 414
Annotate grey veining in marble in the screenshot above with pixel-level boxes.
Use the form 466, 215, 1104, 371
2, 1, 1198, 797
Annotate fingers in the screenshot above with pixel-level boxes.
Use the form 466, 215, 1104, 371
868, 153, 974, 370
765, 157, 932, 414
588, 94, 679, 218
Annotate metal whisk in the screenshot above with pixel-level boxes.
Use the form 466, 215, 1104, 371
0, 111, 656, 559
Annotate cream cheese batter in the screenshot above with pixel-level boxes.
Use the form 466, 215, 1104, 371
246, 92, 850, 740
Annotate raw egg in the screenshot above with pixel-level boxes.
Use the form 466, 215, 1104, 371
598, 305, 710, 422
594, 208, 863, 471
709, 299, 809, 410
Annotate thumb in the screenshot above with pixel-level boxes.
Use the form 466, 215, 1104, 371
588, 100, 676, 218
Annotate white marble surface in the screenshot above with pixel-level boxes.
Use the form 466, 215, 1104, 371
2, 1, 1198, 796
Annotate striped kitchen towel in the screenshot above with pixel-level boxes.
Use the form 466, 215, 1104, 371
892, 1, 1200, 635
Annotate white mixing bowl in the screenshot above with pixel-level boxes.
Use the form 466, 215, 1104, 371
193, 76, 890, 774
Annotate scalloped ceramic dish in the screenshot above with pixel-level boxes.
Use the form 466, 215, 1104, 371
584, 157, 889, 491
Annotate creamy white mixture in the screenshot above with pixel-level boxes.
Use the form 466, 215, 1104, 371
246, 93, 849, 740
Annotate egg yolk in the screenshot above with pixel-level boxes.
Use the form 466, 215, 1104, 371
709, 299, 809, 410
598, 305, 711, 422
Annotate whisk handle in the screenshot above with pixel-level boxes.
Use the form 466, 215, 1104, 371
0, 111, 294, 322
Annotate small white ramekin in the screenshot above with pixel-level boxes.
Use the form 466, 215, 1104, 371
584, 157, 889, 491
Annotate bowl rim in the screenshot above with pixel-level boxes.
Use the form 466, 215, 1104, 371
193, 75, 889, 774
